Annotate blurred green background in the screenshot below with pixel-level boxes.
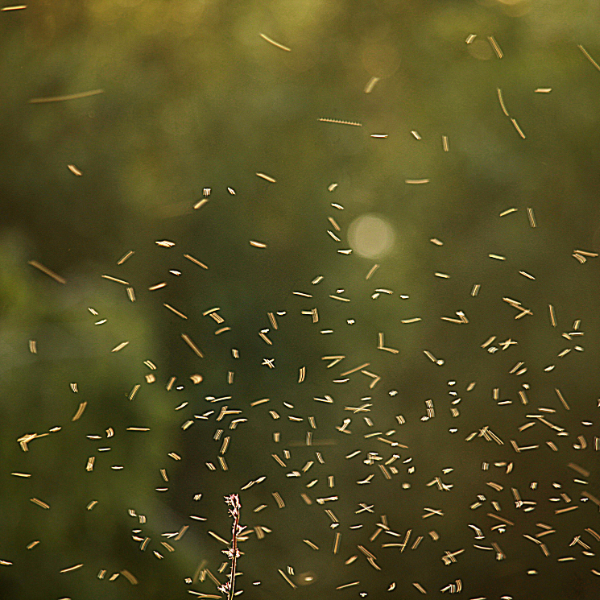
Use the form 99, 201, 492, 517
1, 0, 600, 598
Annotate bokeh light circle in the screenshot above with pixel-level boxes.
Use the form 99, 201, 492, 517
348, 213, 396, 258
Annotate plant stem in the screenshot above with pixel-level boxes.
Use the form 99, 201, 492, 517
227, 507, 239, 600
